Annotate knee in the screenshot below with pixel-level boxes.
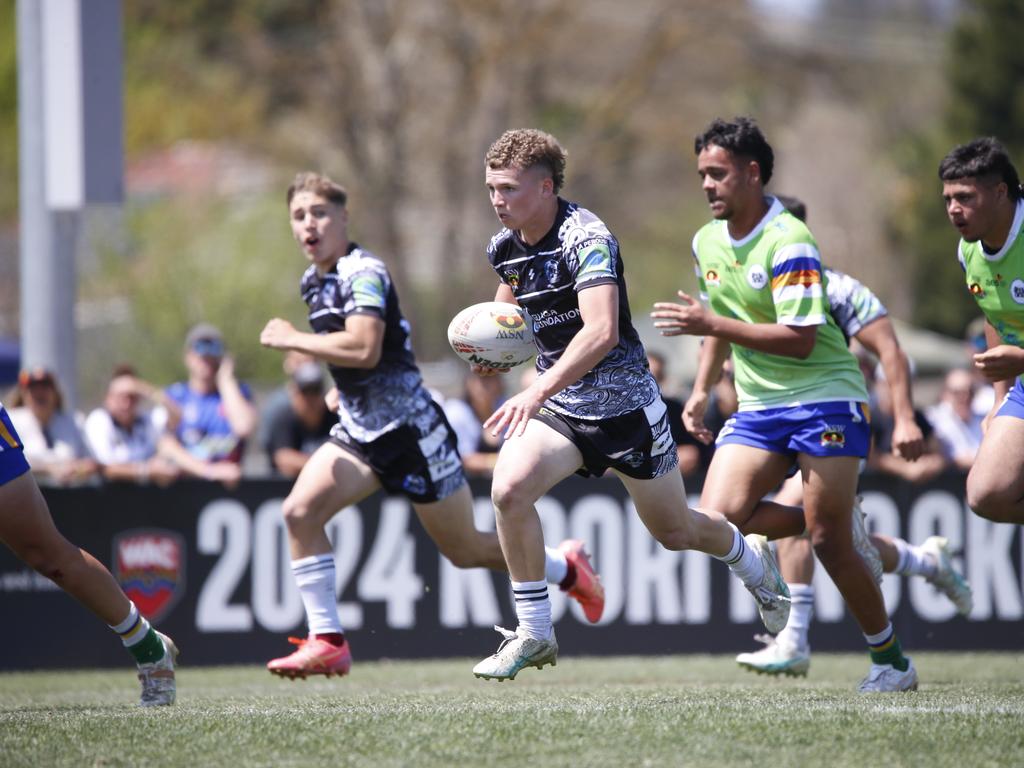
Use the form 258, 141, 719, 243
809, 525, 846, 567
440, 543, 483, 570
966, 475, 1015, 523
491, 477, 536, 518
15, 537, 72, 576
281, 494, 324, 534
652, 517, 699, 552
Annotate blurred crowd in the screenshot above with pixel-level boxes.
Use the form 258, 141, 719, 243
5, 320, 991, 489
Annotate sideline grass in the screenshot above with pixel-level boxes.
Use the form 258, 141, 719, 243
1, 653, 1022, 768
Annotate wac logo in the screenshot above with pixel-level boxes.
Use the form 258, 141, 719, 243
493, 312, 525, 331
112, 529, 185, 622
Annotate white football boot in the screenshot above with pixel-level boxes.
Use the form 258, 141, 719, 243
138, 632, 178, 707
851, 496, 884, 585
744, 535, 791, 635
858, 658, 918, 693
473, 626, 558, 681
736, 633, 811, 678
920, 536, 973, 616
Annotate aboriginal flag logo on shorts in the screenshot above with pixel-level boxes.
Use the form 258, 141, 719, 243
820, 426, 846, 449
112, 529, 186, 622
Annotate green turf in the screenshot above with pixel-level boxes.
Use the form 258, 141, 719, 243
1, 653, 1022, 768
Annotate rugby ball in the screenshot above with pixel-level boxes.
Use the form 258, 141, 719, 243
447, 301, 535, 369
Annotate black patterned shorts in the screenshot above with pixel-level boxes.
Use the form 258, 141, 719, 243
533, 398, 679, 480
329, 401, 467, 503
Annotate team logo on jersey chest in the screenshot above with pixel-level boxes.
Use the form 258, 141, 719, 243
1011, 278, 1024, 305
705, 269, 721, 287
969, 282, 985, 298
747, 265, 769, 290
504, 270, 520, 289
112, 529, 186, 622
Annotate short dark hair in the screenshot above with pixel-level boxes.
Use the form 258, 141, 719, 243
938, 137, 1022, 201
695, 117, 774, 185
775, 194, 807, 222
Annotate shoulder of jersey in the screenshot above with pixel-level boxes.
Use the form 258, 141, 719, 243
487, 227, 514, 256
766, 208, 812, 243
558, 202, 613, 244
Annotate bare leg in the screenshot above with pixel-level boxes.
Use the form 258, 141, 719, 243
0, 472, 130, 625
771, 474, 815, 584
699, 443, 794, 526
800, 455, 888, 635
870, 534, 900, 573
281, 441, 380, 560
489, 420, 583, 582
966, 415, 1024, 524
414, 484, 507, 571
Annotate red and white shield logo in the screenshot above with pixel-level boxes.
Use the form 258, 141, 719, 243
112, 529, 186, 622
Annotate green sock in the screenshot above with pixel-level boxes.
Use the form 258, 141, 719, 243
869, 635, 908, 671
127, 628, 166, 665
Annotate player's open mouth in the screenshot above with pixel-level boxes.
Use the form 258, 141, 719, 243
305, 236, 320, 246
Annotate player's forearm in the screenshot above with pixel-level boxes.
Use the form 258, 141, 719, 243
289, 330, 382, 369
880, 348, 916, 423
532, 325, 618, 402
705, 315, 816, 358
692, 336, 730, 395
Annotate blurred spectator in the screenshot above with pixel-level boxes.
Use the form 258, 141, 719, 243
83, 365, 182, 485
927, 368, 983, 471
159, 323, 257, 486
262, 361, 335, 478
863, 348, 946, 483
647, 350, 706, 479
256, 349, 317, 457
7, 368, 99, 485
443, 371, 505, 476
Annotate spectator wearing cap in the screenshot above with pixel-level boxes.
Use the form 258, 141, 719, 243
159, 323, 257, 485
7, 368, 99, 485
261, 361, 335, 478
83, 365, 182, 485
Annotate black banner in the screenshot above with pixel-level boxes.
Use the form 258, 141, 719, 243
1, 472, 1021, 669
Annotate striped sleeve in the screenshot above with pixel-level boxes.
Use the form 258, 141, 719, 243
770, 242, 826, 326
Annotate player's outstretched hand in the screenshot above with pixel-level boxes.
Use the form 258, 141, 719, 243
485, 386, 543, 440
682, 390, 714, 445
651, 291, 715, 336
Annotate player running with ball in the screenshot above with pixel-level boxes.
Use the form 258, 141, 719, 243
470, 129, 790, 681
259, 172, 604, 679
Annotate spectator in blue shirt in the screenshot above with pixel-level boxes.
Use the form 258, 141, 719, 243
159, 323, 257, 485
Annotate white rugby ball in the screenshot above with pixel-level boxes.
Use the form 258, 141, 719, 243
447, 301, 535, 369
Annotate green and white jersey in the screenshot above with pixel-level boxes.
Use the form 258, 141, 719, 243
958, 199, 1024, 380
692, 197, 868, 411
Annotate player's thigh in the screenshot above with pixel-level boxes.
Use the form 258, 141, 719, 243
968, 415, 1024, 502
797, 453, 860, 530
491, 418, 583, 507
284, 441, 381, 524
700, 443, 793, 522
412, 483, 483, 552
614, 467, 691, 540
0, 472, 68, 556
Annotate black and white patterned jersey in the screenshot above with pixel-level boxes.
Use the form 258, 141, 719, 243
300, 243, 433, 442
824, 268, 888, 343
487, 198, 658, 420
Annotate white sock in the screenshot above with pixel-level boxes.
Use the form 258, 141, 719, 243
512, 580, 552, 640
544, 546, 568, 585
716, 524, 765, 586
292, 554, 344, 635
109, 601, 150, 647
779, 583, 814, 650
893, 539, 937, 578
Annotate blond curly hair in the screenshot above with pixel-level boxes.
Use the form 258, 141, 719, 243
485, 129, 567, 193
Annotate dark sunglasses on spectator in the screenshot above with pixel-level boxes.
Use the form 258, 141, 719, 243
192, 338, 224, 357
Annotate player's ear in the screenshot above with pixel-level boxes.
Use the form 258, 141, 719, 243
746, 159, 761, 186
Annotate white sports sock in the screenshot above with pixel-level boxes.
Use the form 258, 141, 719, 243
716, 524, 765, 586
512, 580, 552, 640
544, 546, 568, 585
292, 554, 344, 635
779, 583, 814, 650
893, 538, 937, 578
109, 601, 150, 647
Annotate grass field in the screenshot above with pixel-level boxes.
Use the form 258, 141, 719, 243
2, 653, 1022, 768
